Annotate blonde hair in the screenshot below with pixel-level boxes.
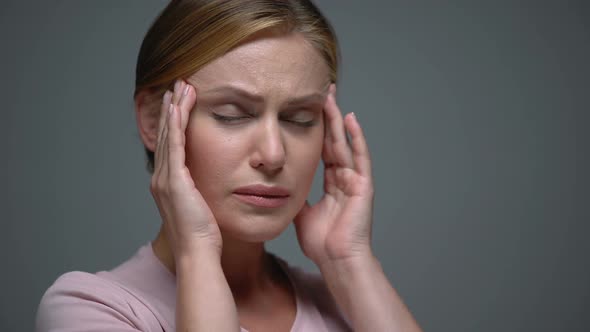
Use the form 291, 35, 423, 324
135, 0, 340, 172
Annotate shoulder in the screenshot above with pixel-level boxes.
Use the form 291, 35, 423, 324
36, 244, 175, 331
36, 271, 137, 331
36, 266, 167, 331
35, 270, 167, 331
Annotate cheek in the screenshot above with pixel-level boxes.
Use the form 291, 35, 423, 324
290, 129, 323, 189
184, 122, 243, 197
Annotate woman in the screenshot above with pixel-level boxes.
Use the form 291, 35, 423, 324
36, 1, 422, 331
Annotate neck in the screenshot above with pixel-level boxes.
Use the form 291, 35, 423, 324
151, 226, 279, 296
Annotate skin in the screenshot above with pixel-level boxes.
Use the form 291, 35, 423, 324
136, 30, 423, 332
184, 31, 328, 245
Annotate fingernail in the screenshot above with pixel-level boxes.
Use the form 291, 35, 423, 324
183, 84, 189, 96
351, 112, 357, 120
174, 80, 181, 92
168, 103, 174, 116
163, 91, 171, 104
329, 84, 336, 96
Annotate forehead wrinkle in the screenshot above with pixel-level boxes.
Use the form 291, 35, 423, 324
188, 33, 330, 105
199, 84, 329, 108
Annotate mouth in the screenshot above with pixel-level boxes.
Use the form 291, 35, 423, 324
233, 185, 290, 208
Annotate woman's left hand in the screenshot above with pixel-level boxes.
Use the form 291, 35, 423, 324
294, 84, 375, 268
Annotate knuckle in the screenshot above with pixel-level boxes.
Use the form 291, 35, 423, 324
168, 177, 185, 196
364, 183, 375, 196
167, 139, 178, 151
149, 177, 159, 193
154, 178, 168, 195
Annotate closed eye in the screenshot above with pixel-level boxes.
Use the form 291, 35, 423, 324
212, 113, 250, 122
209, 104, 253, 124
280, 109, 319, 127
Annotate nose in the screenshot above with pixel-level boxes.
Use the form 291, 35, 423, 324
249, 117, 286, 173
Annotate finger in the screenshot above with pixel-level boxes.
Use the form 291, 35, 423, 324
344, 112, 372, 178
323, 84, 353, 168
178, 82, 196, 133
154, 91, 172, 174
163, 80, 185, 176
167, 103, 186, 173
171, 80, 184, 105
159, 103, 172, 179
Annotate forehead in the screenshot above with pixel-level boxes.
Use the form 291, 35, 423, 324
188, 32, 331, 99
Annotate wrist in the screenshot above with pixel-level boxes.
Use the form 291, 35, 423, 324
318, 250, 380, 277
176, 241, 222, 268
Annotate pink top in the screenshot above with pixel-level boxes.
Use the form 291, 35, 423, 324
36, 242, 351, 332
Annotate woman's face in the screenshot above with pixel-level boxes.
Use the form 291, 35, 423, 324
185, 32, 330, 242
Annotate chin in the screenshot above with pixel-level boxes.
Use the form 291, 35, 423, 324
215, 211, 294, 243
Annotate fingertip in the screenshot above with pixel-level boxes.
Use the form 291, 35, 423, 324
178, 84, 197, 131
329, 85, 337, 102
329, 83, 336, 95
181, 83, 196, 105
324, 90, 339, 116
182, 82, 190, 96
323, 84, 335, 103
347, 112, 361, 129
342, 112, 353, 127
163, 90, 172, 105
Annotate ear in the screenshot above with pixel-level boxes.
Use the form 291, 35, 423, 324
134, 89, 162, 153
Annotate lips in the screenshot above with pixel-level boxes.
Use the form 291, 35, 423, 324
234, 185, 290, 197
233, 185, 290, 208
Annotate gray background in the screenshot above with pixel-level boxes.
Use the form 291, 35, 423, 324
2, 0, 588, 331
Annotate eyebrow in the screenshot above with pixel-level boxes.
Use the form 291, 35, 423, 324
202, 85, 328, 107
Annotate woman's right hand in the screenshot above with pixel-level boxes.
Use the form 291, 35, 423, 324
150, 80, 222, 258
152, 81, 239, 332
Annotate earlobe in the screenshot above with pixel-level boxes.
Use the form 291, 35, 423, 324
135, 90, 161, 153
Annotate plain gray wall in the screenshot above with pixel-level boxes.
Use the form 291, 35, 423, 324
3, 1, 588, 331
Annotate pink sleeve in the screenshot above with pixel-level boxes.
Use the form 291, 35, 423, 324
35, 272, 153, 332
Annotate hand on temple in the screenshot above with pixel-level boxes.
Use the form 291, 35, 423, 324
150, 80, 222, 258
294, 84, 375, 268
